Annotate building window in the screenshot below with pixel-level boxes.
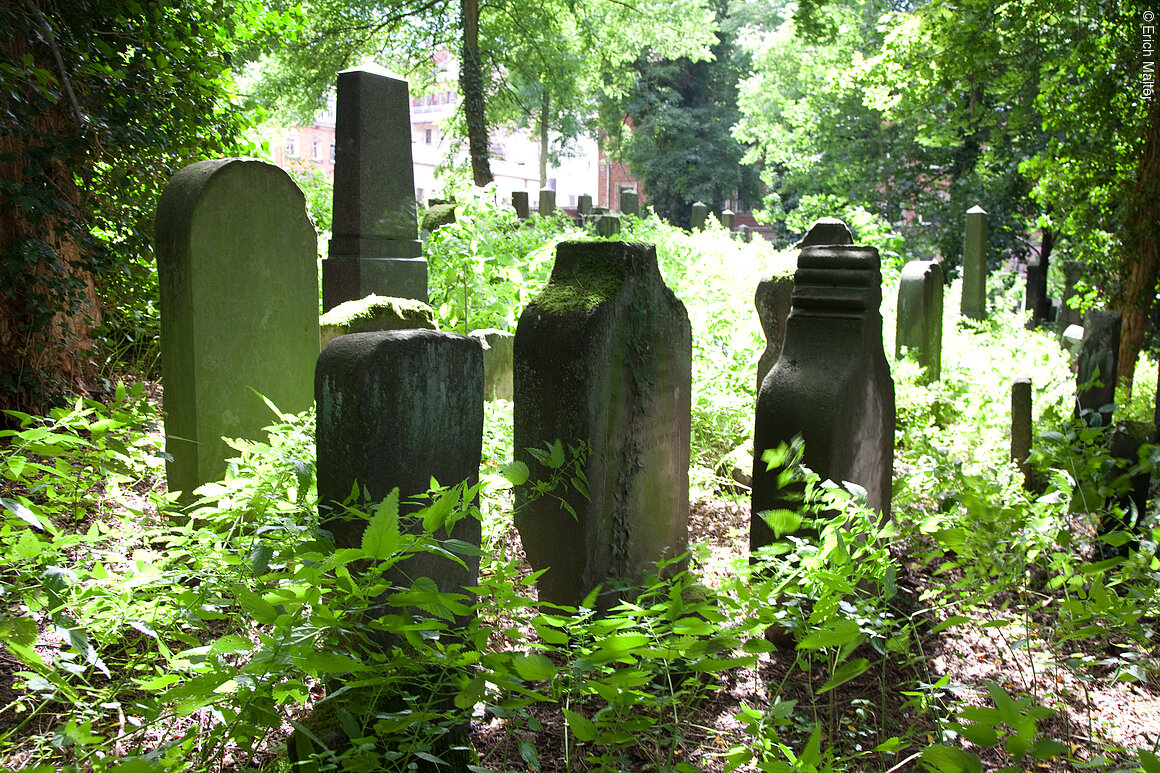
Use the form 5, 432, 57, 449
330, 143, 336, 163
425, 128, 433, 145
285, 133, 298, 159
312, 137, 321, 161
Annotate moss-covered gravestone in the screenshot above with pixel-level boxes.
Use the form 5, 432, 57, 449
751, 233, 895, 551
962, 205, 988, 320
896, 259, 944, 383
323, 65, 427, 311
319, 294, 435, 348
514, 241, 692, 608
156, 158, 318, 499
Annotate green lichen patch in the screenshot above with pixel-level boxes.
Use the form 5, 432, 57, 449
321, 295, 435, 329
533, 256, 627, 316
421, 202, 457, 232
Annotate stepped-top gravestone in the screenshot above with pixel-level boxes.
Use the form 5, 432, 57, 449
539, 187, 556, 217
691, 201, 708, 230
512, 190, 530, 220
514, 241, 692, 608
323, 65, 426, 311
896, 259, 944, 382
315, 329, 483, 646
961, 205, 988, 320
156, 158, 319, 498
1076, 309, 1122, 426
620, 191, 639, 216
751, 221, 895, 551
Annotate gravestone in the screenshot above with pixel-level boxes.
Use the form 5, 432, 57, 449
720, 209, 735, 231
156, 158, 318, 499
1060, 260, 1084, 328
577, 193, 593, 227
538, 187, 555, 217
751, 231, 895, 551
795, 217, 853, 248
691, 201, 708, 230
620, 191, 639, 216
323, 66, 426, 310
1076, 309, 1122, 426
739, 224, 751, 243
1011, 377, 1033, 488
514, 241, 692, 608
469, 328, 514, 401
315, 330, 483, 638
961, 205, 988, 319
895, 259, 944, 382
512, 190, 530, 220
319, 294, 435, 349
596, 213, 622, 237
1025, 256, 1050, 328
1062, 324, 1085, 359
754, 275, 795, 391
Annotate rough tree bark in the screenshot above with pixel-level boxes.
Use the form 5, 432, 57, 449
460, 0, 493, 187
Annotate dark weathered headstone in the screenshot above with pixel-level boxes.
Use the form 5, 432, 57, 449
795, 217, 854, 248
691, 201, 708, 230
577, 194, 593, 217
962, 205, 988, 320
514, 241, 692, 608
538, 187, 555, 217
319, 294, 435, 349
156, 158, 318, 499
512, 190, 530, 220
755, 275, 794, 392
323, 66, 426, 311
315, 330, 483, 632
1060, 260, 1084, 328
620, 191, 639, 216
1076, 309, 1122, 426
1024, 256, 1050, 328
1011, 377, 1032, 489
720, 209, 735, 231
751, 236, 895, 551
739, 224, 752, 243
896, 259, 944, 383
469, 328, 514, 401
596, 213, 622, 237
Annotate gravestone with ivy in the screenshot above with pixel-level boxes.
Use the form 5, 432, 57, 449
323, 65, 426, 311
315, 330, 483, 632
961, 205, 988, 320
156, 158, 318, 500
895, 259, 944, 383
514, 240, 692, 608
751, 223, 895, 551
1076, 309, 1121, 426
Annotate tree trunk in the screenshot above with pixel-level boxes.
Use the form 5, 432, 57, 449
1116, 98, 1160, 393
460, 0, 493, 187
539, 90, 550, 190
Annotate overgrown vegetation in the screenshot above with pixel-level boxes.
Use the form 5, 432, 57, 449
2, 207, 1159, 772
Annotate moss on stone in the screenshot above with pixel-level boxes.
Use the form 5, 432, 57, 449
320, 295, 436, 347
533, 256, 627, 316
421, 202, 456, 232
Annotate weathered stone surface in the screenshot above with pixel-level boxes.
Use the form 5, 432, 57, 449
896, 259, 944, 382
1062, 324, 1085, 358
1025, 256, 1050, 328
320, 295, 435, 349
468, 328, 514, 401
1060, 260, 1084, 328
538, 187, 555, 217
512, 190, 530, 220
794, 217, 853, 248
691, 201, 708, 230
315, 330, 484, 623
596, 213, 622, 237
514, 241, 692, 608
577, 194, 593, 216
156, 158, 318, 499
754, 274, 794, 391
1076, 309, 1121, 426
751, 240, 895, 550
620, 191, 639, 216
1011, 377, 1032, 488
962, 205, 988, 320
323, 66, 426, 310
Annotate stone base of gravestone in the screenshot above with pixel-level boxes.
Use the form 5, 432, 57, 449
514, 241, 692, 608
468, 328, 514, 401
323, 256, 428, 312
752, 239, 895, 551
896, 259, 944, 383
316, 329, 483, 646
1076, 310, 1122, 426
755, 274, 794, 391
156, 158, 318, 499
320, 294, 435, 348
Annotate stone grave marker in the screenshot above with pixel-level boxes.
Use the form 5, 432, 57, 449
1025, 256, 1050, 328
319, 294, 435, 349
514, 240, 692, 608
538, 187, 556, 217
596, 213, 622, 237
577, 193, 593, 227
323, 65, 426, 311
739, 224, 751, 243
754, 274, 794, 391
896, 259, 944, 383
691, 201, 708, 230
720, 208, 735, 231
468, 328, 514, 401
961, 205, 988, 320
1060, 260, 1083, 328
1011, 377, 1033, 488
751, 230, 895, 551
620, 191, 639, 216
512, 190, 530, 220
1076, 309, 1121, 426
156, 158, 318, 499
